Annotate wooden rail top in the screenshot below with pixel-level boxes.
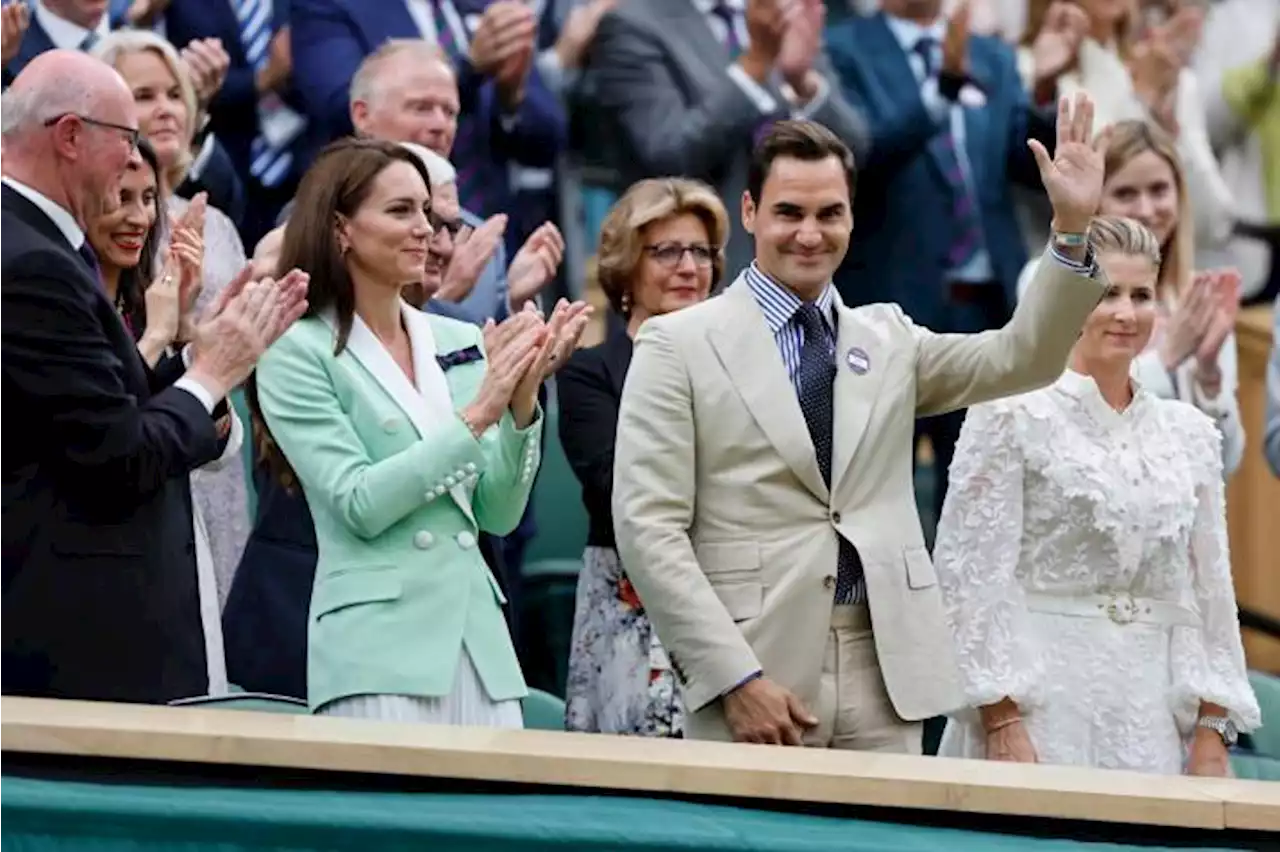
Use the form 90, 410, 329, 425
3, 697, 1278, 832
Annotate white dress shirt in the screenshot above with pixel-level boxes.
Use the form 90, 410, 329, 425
34, 0, 110, 50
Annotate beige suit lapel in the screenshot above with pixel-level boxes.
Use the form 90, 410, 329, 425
708, 281, 828, 502
831, 298, 889, 498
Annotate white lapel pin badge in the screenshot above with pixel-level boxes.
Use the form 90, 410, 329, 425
846, 346, 871, 375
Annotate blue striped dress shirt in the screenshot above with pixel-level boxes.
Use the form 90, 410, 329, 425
743, 262, 867, 604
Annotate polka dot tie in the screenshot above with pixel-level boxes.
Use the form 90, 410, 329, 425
794, 304, 863, 603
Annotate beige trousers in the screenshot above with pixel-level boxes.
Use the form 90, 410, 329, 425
802, 604, 923, 754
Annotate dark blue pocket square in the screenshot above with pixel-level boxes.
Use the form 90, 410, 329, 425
436, 345, 484, 371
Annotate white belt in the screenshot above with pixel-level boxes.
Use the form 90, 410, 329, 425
1025, 592, 1200, 628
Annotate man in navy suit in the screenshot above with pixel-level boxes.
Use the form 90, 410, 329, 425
290, 0, 566, 230
165, 0, 306, 246
827, 0, 1058, 522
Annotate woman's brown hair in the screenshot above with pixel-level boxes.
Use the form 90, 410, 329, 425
249, 137, 434, 491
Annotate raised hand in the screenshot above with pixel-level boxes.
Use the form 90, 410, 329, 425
1030, 1, 1088, 84
1160, 272, 1215, 370
553, 0, 618, 70
185, 270, 309, 402
508, 298, 593, 423
1, 1, 30, 67
776, 0, 825, 93
1028, 93, 1110, 233
462, 318, 544, 436
507, 222, 566, 309
439, 213, 507, 303
1194, 268, 1242, 371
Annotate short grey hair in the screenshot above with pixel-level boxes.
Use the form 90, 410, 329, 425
349, 39, 451, 108
400, 142, 456, 186
1, 72, 96, 137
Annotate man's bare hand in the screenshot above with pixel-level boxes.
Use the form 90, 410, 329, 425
722, 676, 818, 746
1, 1, 30, 67
507, 222, 565, 309
181, 37, 231, 105
439, 214, 507, 303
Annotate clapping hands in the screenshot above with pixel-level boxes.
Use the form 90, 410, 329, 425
1161, 268, 1242, 387
463, 300, 593, 435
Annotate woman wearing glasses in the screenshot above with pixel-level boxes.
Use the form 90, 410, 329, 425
560, 178, 729, 737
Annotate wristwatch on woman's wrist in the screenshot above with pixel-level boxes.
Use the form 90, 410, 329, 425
1196, 715, 1238, 747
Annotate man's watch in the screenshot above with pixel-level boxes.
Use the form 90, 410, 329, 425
1197, 715, 1238, 747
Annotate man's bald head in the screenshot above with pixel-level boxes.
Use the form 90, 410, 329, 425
2, 49, 134, 141
1, 50, 139, 228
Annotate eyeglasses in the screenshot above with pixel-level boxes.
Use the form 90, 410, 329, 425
43, 114, 140, 151
428, 211, 464, 238
644, 242, 715, 268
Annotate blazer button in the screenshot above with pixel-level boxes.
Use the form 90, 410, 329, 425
414, 530, 435, 550
444, 475, 457, 487
831, 511, 842, 524
465, 462, 477, 473
823, 576, 836, 589
382, 417, 402, 433
456, 530, 476, 549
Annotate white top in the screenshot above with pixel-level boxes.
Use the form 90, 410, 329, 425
1015, 256, 1245, 475
932, 371, 1260, 773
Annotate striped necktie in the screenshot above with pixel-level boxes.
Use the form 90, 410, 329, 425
234, 0, 294, 188
430, 0, 484, 215
709, 2, 742, 59
914, 37, 982, 270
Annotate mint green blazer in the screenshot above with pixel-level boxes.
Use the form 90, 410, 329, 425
255, 303, 541, 712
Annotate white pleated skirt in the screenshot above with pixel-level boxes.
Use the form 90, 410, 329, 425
317, 649, 524, 729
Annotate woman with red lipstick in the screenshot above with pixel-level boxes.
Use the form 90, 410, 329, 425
560, 178, 728, 737
93, 29, 252, 613
932, 216, 1260, 776
85, 139, 242, 697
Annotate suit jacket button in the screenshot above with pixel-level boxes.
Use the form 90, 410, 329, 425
823, 576, 836, 589
414, 530, 435, 550
456, 531, 476, 549
382, 417, 402, 433
444, 475, 457, 487
831, 511, 842, 524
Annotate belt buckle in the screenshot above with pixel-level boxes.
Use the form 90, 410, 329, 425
1104, 592, 1139, 625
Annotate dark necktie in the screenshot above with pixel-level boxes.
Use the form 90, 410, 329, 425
431, 0, 483, 214
794, 304, 862, 603
913, 37, 982, 269
79, 30, 99, 52
77, 241, 102, 285
709, 2, 743, 59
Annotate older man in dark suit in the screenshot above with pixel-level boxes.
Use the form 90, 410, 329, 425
1, 49, 305, 704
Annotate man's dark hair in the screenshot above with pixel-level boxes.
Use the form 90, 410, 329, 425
747, 120, 857, 203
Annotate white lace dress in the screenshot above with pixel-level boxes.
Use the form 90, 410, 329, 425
933, 370, 1261, 775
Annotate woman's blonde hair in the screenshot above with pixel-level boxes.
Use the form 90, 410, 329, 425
92, 30, 200, 191
1088, 214, 1162, 268
1101, 120, 1193, 303
596, 178, 730, 316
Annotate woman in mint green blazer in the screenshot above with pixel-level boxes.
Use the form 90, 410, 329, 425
253, 139, 588, 726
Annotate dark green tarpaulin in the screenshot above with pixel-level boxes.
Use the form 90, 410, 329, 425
0, 776, 1243, 852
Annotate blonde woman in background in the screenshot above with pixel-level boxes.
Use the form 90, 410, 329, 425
1018, 0, 1234, 252
1019, 120, 1244, 474
935, 216, 1260, 776
559, 179, 729, 737
93, 31, 251, 609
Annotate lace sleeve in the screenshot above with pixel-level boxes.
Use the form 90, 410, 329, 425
1169, 416, 1262, 733
194, 205, 248, 315
933, 401, 1043, 710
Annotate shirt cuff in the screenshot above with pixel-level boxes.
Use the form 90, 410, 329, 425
726, 62, 778, 114
1047, 244, 1097, 276
722, 669, 763, 697
919, 76, 951, 124
173, 376, 217, 414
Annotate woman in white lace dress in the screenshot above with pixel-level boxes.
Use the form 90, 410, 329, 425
934, 216, 1260, 776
